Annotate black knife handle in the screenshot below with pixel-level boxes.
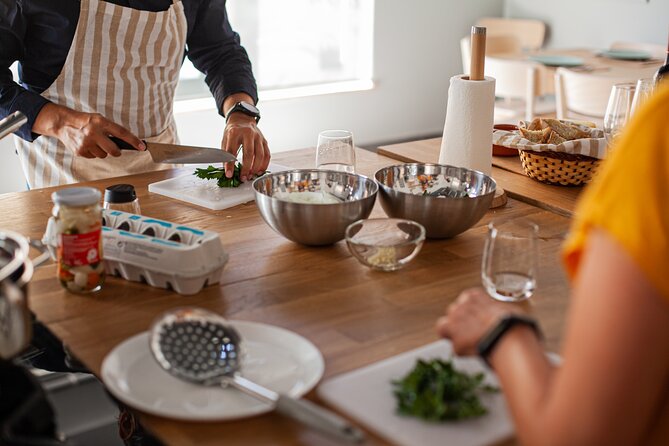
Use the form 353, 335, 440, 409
109, 136, 145, 151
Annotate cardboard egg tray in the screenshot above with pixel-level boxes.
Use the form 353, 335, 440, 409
43, 210, 228, 295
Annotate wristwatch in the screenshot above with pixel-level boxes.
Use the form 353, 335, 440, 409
477, 314, 542, 368
226, 101, 260, 123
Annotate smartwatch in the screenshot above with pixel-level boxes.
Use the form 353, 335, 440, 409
226, 101, 260, 123
477, 314, 542, 367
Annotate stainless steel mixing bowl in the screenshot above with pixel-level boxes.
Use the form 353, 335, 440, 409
375, 164, 496, 238
253, 169, 378, 246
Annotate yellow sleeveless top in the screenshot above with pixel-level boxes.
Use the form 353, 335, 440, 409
563, 84, 669, 301
562, 84, 669, 445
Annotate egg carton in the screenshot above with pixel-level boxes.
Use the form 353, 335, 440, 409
42, 210, 228, 295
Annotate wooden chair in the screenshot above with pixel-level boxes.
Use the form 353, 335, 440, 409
554, 67, 632, 122
476, 17, 546, 51
486, 57, 540, 121
460, 34, 522, 75
610, 41, 665, 60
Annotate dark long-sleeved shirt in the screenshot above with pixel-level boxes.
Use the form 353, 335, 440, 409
0, 0, 257, 141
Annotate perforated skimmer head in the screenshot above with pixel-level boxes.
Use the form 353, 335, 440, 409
149, 307, 243, 384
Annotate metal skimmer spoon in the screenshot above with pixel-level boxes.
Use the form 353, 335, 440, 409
149, 307, 365, 444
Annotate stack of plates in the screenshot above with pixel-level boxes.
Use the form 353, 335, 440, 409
598, 49, 652, 61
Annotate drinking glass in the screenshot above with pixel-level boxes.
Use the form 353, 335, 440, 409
603, 83, 636, 145
631, 78, 654, 115
316, 130, 356, 173
481, 220, 538, 302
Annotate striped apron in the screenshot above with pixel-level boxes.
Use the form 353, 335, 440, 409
15, 0, 187, 188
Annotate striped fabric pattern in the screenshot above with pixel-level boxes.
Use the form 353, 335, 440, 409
15, 0, 187, 188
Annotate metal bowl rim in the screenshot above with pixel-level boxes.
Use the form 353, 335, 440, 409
252, 169, 379, 202
373, 163, 497, 198
0, 230, 31, 284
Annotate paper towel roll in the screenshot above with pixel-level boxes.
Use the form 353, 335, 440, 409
438, 75, 496, 176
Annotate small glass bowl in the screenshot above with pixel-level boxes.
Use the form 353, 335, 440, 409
345, 218, 426, 271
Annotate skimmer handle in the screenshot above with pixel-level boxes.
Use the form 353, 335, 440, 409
229, 375, 365, 444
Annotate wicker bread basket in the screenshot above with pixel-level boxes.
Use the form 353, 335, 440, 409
518, 149, 600, 186
493, 119, 607, 187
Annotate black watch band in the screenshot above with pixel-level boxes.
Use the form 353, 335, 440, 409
225, 101, 260, 123
477, 314, 542, 368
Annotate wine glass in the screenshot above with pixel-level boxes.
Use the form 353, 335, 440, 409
630, 78, 654, 115
481, 220, 538, 302
316, 130, 356, 173
603, 83, 636, 146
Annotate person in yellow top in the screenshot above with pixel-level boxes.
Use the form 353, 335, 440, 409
435, 84, 669, 445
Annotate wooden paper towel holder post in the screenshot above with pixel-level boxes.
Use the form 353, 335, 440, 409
471, 25, 507, 210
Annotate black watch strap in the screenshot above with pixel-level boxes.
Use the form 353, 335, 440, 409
477, 314, 542, 368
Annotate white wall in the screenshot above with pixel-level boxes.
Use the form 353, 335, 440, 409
505, 0, 667, 48
176, 0, 505, 152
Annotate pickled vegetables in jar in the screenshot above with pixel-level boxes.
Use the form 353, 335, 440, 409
51, 187, 105, 293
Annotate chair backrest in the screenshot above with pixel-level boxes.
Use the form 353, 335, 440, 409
460, 34, 522, 75
477, 17, 545, 51
610, 41, 666, 60
486, 57, 539, 121
486, 34, 522, 55
554, 68, 632, 119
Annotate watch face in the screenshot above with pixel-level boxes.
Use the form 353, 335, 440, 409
240, 102, 259, 114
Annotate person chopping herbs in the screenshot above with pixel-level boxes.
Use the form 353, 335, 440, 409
0, 0, 269, 189
436, 85, 669, 445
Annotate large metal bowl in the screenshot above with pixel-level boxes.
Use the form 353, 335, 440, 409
253, 169, 378, 246
375, 164, 496, 238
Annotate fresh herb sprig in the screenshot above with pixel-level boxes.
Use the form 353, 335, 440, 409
194, 164, 266, 188
194, 165, 242, 187
392, 358, 498, 422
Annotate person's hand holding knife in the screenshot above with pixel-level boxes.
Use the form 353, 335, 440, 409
32, 103, 145, 158
221, 93, 270, 182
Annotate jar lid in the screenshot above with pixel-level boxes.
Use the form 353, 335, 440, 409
51, 187, 101, 207
104, 184, 137, 204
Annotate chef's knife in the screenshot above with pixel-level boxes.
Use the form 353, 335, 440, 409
109, 136, 237, 164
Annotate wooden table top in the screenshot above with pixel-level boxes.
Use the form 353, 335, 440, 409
2, 148, 573, 446
377, 137, 582, 218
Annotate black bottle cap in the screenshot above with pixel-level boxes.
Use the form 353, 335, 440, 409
104, 184, 137, 204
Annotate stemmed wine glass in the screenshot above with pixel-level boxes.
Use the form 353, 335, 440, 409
481, 221, 539, 302
603, 83, 636, 146
631, 78, 654, 115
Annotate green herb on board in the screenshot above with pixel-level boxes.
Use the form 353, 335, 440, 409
392, 359, 498, 422
194, 164, 266, 188
193, 165, 241, 188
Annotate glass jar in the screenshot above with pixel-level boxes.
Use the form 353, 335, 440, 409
103, 184, 141, 214
51, 187, 105, 293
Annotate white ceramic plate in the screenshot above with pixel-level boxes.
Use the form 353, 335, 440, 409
529, 55, 584, 67
101, 320, 324, 421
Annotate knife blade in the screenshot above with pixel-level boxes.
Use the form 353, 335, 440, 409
109, 136, 237, 164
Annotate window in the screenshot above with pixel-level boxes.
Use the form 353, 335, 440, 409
175, 0, 375, 101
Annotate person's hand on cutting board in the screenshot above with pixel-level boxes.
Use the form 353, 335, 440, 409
32, 103, 145, 159
222, 93, 270, 182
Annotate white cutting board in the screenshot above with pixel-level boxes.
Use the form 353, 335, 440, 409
148, 163, 290, 210
318, 340, 513, 446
